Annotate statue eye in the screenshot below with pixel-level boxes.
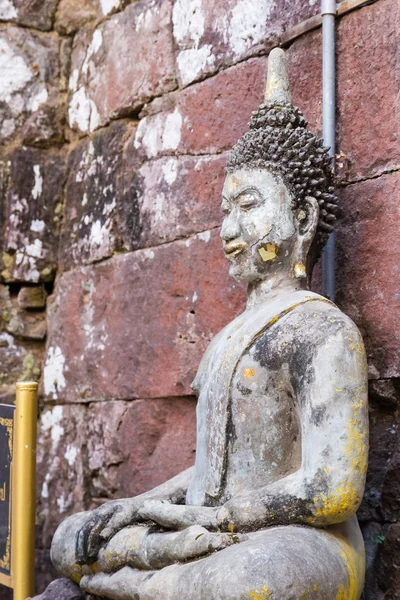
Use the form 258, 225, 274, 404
238, 192, 260, 210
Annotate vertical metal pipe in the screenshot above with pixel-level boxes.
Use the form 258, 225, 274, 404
12, 381, 37, 600
321, 0, 336, 301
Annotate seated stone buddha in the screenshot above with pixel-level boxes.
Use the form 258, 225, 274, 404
51, 48, 368, 600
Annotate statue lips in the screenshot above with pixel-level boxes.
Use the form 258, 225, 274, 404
223, 241, 248, 260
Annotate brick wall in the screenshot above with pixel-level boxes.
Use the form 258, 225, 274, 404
0, 0, 399, 596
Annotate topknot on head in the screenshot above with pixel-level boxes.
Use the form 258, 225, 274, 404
264, 47, 292, 105
226, 48, 339, 259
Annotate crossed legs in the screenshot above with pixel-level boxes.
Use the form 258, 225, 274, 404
52, 513, 365, 600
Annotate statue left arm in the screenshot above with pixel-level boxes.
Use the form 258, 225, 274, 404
220, 317, 369, 531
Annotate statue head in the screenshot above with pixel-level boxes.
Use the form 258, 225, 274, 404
222, 48, 338, 285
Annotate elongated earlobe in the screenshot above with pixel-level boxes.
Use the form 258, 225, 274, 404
293, 263, 306, 278
292, 196, 319, 278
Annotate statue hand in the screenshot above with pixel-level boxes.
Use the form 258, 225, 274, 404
138, 500, 221, 531
218, 495, 268, 532
75, 498, 141, 565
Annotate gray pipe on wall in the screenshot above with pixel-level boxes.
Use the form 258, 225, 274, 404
321, 0, 336, 302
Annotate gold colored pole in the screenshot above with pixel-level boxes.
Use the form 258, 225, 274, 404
12, 382, 38, 600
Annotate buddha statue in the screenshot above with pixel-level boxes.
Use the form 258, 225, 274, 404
51, 48, 368, 600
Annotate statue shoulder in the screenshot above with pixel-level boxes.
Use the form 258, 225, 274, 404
291, 297, 362, 341
249, 296, 364, 369
284, 298, 364, 351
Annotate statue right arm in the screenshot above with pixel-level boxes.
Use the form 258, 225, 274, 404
220, 314, 368, 532
75, 466, 193, 564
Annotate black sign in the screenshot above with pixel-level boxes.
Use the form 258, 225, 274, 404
0, 405, 14, 577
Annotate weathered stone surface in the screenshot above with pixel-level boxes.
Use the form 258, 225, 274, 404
380, 436, 400, 523
133, 57, 265, 158
119, 153, 227, 251
0, 26, 61, 142
0, 330, 42, 399
336, 0, 400, 182
33, 550, 60, 597
360, 521, 386, 600
0, 285, 12, 329
6, 308, 46, 340
283, 0, 400, 183
336, 173, 400, 379
68, 0, 176, 134
1, 284, 47, 340
172, 0, 320, 87
357, 404, 398, 523
118, 397, 196, 496
37, 404, 87, 548
376, 523, 400, 599
0, 159, 10, 253
18, 285, 47, 309
59, 121, 133, 269
87, 398, 196, 500
0, 0, 59, 31
287, 27, 322, 136
1, 147, 66, 283
29, 577, 83, 600
86, 400, 128, 499
21, 104, 65, 148
370, 379, 400, 410
55, 0, 99, 34
55, 0, 129, 34
45, 230, 246, 403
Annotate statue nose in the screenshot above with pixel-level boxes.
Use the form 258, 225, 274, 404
221, 212, 241, 241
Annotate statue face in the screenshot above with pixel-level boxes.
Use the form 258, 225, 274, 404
221, 169, 298, 282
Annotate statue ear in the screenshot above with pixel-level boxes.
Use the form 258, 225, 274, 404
292, 196, 319, 278
298, 196, 319, 241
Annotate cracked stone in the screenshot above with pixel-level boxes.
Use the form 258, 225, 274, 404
67, 0, 176, 134
336, 172, 400, 379
0, 26, 62, 143
1, 147, 66, 283
0, 0, 59, 31
45, 230, 246, 403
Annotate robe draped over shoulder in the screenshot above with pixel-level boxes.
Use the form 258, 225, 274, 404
186, 290, 332, 505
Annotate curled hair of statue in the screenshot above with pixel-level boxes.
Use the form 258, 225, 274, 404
226, 49, 339, 262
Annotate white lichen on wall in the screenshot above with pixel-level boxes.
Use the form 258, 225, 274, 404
100, 0, 121, 16
69, 87, 100, 134
68, 30, 103, 133
0, 0, 17, 19
173, 0, 205, 46
135, 108, 183, 158
81, 30, 103, 76
223, 0, 276, 56
162, 158, 178, 185
162, 108, 183, 150
44, 346, 67, 399
41, 405, 65, 445
173, 0, 277, 86
64, 444, 79, 467
0, 38, 32, 104
173, 0, 215, 86
0, 118, 15, 138
197, 230, 211, 242
14, 237, 44, 282
32, 164, 43, 200
177, 46, 215, 87
30, 219, 46, 233
27, 87, 48, 112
